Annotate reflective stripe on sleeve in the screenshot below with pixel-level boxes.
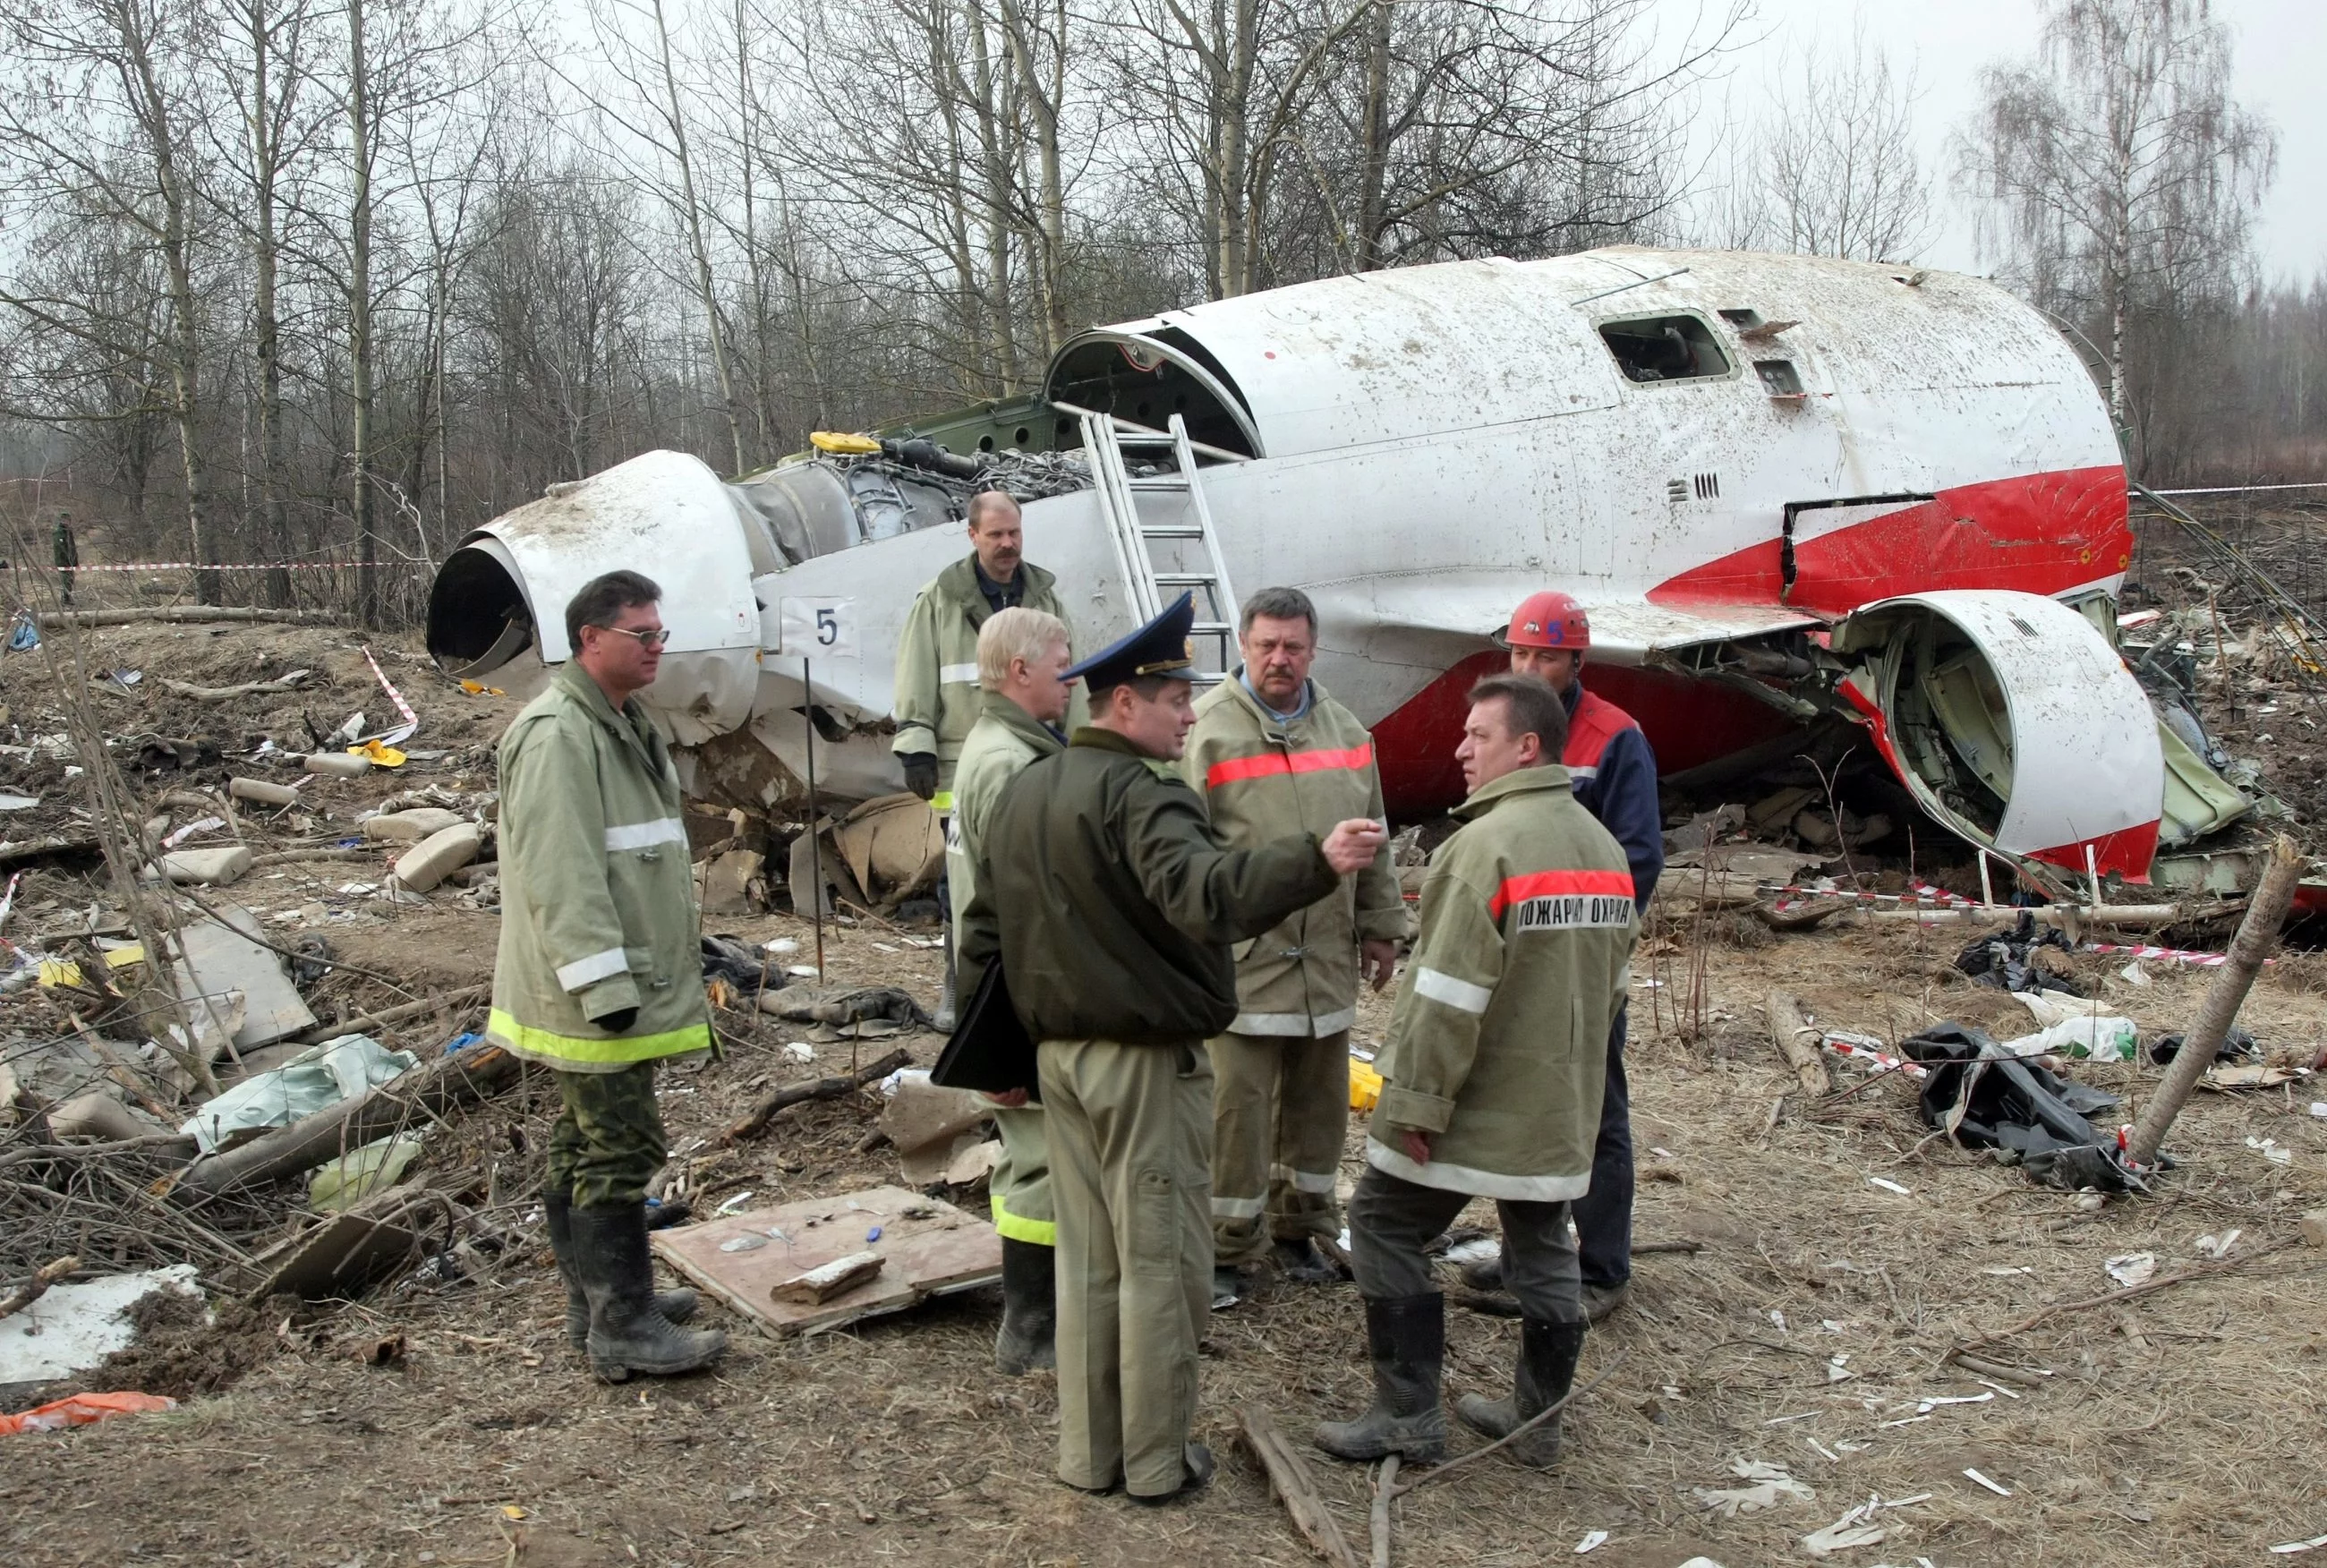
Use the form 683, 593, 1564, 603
554, 947, 628, 992
1363, 1137, 1590, 1202
1269, 1163, 1339, 1195
1228, 1010, 1312, 1037
940, 662, 980, 685
1413, 966, 1492, 1015
603, 817, 686, 852
1211, 1193, 1266, 1219
1205, 741, 1374, 789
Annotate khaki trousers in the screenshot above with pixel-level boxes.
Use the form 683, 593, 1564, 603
989, 1103, 1054, 1246
1208, 1028, 1349, 1266
1038, 1036, 1213, 1497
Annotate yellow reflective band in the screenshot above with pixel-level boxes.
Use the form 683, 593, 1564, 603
487, 1007, 712, 1067
931, 790, 955, 814
991, 1191, 1055, 1248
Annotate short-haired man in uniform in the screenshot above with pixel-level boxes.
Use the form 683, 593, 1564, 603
1317, 675, 1635, 1469
962, 592, 1387, 1504
1477, 591, 1664, 1322
491, 570, 725, 1383
893, 489, 1080, 1028
945, 605, 1076, 1375
1182, 586, 1407, 1300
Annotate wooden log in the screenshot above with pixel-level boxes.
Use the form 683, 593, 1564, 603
2125, 837, 2304, 1169
158, 671, 312, 700
723, 1047, 911, 1143
773, 1250, 883, 1304
1234, 1403, 1362, 1568
289, 985, 486, 1045
38, 607, 337, 628
1764, 991, 1830, 1099
174, 1042, 524, 1196
0, 1256, 81, 1322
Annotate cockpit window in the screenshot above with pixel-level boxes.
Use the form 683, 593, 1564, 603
1598, 315, 1733, 384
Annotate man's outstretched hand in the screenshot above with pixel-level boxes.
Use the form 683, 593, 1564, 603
1321, 818, 1388, 874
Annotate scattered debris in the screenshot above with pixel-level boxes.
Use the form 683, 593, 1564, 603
1692, 1458, 1816, 1517
179, 1035, 418, 1155
773, 1249, 884, 1303
0, 1265, 201, 1384
0, 1391, 176, 1435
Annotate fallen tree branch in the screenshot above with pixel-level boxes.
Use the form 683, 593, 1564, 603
1233, 1403, 1361, 1568
0, 1134, 198, 1172
1370, 1453, 1398, 1568
290, 985, 486, 1045
158, 671, 313, 700
174, 1042, 525, 1197
1954, 1240, 2297, 1358
1391, 1349, 1631, 1498
723, 1048, 910, 1143
1765, 991, 1830, 1099
0, 1255, 81, 1321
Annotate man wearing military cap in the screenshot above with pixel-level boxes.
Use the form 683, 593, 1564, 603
963, 592, 1389, 1504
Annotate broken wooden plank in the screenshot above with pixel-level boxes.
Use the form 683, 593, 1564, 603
1235, 1403, 1362, 1568
0, 1256, 81, 1323
1765, 990, 1830, 1099
174, 1042, 523, 1197
724, 1046, 909, 1142
773, 1250, 883, 1304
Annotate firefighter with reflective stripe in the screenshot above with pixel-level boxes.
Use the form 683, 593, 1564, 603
490, 570, 724, 1384
945, 607, 1075, 1376
1181, 587, 1409, 1300
1318, 674, 1634, 1470
891, 490, 1080, 1029
1487, 588, 1664, 1324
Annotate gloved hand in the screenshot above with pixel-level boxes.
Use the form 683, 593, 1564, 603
901, 753, 940, 801
592, 1005, 639, 1035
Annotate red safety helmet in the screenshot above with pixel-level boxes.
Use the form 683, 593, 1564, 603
1499, 590, 1590, 652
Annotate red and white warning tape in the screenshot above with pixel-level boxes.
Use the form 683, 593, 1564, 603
361, 644, 420, 746
2084, 940, 2272, 969
1763, 880, 1982, 910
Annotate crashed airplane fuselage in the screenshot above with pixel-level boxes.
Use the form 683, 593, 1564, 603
428, 244, 2220, 894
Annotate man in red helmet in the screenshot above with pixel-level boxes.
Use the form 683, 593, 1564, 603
1485, 589, 1663, 1322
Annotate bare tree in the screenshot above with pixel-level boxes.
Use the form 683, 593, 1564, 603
1957, 0, 2276, 454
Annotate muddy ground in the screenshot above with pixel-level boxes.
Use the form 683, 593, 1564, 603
3, 615, 2327, 1567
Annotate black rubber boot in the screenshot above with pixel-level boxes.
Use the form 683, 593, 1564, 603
544, 1189, 696, 1351
1455, 1318, 1587, 1468
1313, 1294, 1447, 1462
1273, 1237, 1341, 1284
993, 1237, 1057, 1376
567, 1202, 727, 1382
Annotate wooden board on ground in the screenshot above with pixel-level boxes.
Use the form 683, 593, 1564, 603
652, 1185, 999, 1336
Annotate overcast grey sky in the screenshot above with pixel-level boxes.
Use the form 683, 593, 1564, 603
1692, 0, 2325, 283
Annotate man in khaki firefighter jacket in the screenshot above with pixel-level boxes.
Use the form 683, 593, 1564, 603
892, 489, 1081, 1027
1317, 675, 1634, 1470
945, 606, 1075, 1376
490, 570, 724, 1384
1182, 587, 1407, 1300
960, 592, 1389, 1504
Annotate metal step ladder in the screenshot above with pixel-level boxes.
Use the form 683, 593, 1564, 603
1076, 410, 1241, 685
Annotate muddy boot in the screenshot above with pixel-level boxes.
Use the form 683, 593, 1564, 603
1455, 1318, 1586, 1469
568, 1202, 726, 1382
1273, 1237, 1341, 1285
993, 1238, 1057, 1376
544, 1189, 696, 1351
1314, 1294, 1447, 1462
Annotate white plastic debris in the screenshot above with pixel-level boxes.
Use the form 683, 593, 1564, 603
1963, 1468, 2013, 1497
714, 1190, 755, 1215
1693, 1458, 1815, 1518
2105, 1252, 2158, 1288
1868, 1177, 1913, 1196
763, 937, 799, 954
1443, 1237, 1500, 1266
783, 1042, 817, 1063
1999, 1013, 2139, 1062
1914, 1392, 1994, 1413
1573, 1530, 1608, 1554
2248, 1135, 2295, 1165
1769, 1308, 1788, 1332
1800, 1493, 1922, 1557
2195, 1229, 2242, 1259
1826, 1355, 1853, 1383
2272, 1533, 2327, 1555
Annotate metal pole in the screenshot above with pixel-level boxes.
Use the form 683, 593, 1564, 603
804, 655, 824, 985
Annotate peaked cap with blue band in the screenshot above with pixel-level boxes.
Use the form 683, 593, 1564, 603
1066, 591, 1199, 688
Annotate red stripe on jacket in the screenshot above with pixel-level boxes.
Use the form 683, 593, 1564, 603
1205, 741, 1375, 789
1487, 868, 1637, 918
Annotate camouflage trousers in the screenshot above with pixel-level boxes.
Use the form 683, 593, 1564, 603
546, 1061, 668, 1209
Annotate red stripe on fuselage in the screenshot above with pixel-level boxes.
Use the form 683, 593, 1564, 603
1488, 869, 1636, 918
1206, 741, 1375, 789
1645, 465, 2132, 615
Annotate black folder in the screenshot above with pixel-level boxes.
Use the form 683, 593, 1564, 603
930, 958, 1041, 1101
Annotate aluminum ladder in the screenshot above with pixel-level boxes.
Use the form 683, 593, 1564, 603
1077, 410, 1241, 685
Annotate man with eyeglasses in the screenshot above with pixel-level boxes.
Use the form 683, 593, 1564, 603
489, 569, 725, 1383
